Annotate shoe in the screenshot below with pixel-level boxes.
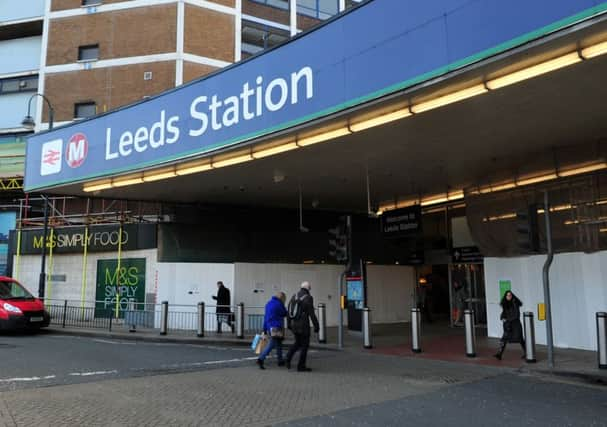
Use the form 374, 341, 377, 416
277, 361, 285, 367
285, 360, 291, 370
297, 367, 312, 372
256, 359, 265, 370
493, 353, 502, 361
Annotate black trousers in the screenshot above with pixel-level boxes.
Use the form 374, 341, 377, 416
216, 313, 232, 332
286, 333, 310, 369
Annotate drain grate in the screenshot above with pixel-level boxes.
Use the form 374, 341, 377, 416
400, 372, 463, 384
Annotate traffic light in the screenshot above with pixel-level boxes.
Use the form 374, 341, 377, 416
515, 205, 539, 253
329, 216, 350, 263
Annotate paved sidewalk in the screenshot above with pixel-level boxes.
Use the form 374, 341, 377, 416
45, 320, 607, 386
0, 351, 507, 427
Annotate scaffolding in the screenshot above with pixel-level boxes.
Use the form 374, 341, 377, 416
12, 196, 170, 316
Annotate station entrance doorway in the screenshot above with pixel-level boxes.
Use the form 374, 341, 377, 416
449, 263, 486, 327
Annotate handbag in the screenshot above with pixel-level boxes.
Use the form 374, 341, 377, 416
251, 333, 261, 351
255, 333, 268, 355
270, 327, 284, 339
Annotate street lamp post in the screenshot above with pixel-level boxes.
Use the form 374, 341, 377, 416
22, 93, 54, 300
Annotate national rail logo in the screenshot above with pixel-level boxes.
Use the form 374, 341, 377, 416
40, 139, 63, 176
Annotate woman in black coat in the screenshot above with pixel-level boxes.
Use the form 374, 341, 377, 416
494, 291, 525, 360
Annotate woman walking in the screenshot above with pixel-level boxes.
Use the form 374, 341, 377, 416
494, 290, 526, 360
257, 292, 288, 369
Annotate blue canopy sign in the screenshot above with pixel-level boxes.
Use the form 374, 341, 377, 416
25, 0, 607, 191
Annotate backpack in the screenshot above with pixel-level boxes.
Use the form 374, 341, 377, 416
287, 294, 308, 321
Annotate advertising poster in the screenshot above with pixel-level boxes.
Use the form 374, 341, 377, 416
95, 258, 146, 318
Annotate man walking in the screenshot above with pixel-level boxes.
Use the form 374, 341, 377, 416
286, 281, 319, 372
212, 281, 233, 333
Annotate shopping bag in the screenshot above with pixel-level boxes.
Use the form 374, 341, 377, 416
251, 333, 261, 351
255, 334, 268, 355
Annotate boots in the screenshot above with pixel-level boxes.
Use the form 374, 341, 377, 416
494, 342, 506, 360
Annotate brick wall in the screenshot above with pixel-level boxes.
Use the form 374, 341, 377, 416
44, 61, 176, 121
47, 4, 177, 65
184, 5, 234, 62
183, 62, 218, 84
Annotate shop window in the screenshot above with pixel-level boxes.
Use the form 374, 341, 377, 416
78, 44, 99, 61
74, 102, 96, 119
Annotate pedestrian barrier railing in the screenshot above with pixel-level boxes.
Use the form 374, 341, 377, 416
44, 299, 269, 337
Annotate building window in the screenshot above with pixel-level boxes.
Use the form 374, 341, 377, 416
78, 44, 99, 61
0, 75, 38, 94
241, 21, 289, 59
249, 0, 289, 11
345, 0, 364, 10
248, 0, 340, 19
296, 0, 339, 19
74, 102, 96, 119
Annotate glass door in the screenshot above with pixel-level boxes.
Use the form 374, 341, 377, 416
449, 263, 486, 327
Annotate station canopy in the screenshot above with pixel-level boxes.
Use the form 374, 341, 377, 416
25, 0, 607, 213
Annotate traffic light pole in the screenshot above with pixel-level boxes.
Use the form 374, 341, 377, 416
542, 190, 555, 368
337, 215, 352, 350
338, 270, 345, 349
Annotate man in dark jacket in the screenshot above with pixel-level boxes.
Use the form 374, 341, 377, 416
286, 281, 319, 372
212, 281, 233, 333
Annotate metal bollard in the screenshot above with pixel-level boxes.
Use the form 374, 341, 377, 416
524, 311, 537, 363
236, 302, 244, 339
197, 302, 205, 337
597, 312, 607, 369
464, 309, 476, 357
318, 303, 327, 344
160, 301, 168, 335
362, 307, 372, 349
129, 300, 136, 333
411, 308, 422, 353
62, 299, 68, 329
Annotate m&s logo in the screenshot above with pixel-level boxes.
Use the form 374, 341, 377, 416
66, 133, 88, 168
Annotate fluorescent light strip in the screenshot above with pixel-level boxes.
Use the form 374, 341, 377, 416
448, 191, 464, 201
212, 153, 253, 168
297, 127, 351, 147
112, 177, 144, 187
420, 196, 448, 206
176, 162, 213, 176
83, 182, 112, 192
516, 173, 558, 186
581, 41, 607, 59
411, 84, 487, 113
349, 108, 412, 132
142, 171, 176, 182
486, 52, 581, 90
559, 162, 607, 177
252, 142, 298, 159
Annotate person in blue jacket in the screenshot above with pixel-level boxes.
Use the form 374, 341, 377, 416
257, 291, 288, 369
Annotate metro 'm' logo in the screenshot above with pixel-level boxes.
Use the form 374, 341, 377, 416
66, 133, 88, 168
